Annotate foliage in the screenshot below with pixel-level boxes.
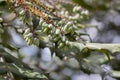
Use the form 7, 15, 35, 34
0, 0, 120, 80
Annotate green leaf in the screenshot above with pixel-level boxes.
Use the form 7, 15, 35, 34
0, 78, 7, 80
110, 70, 120, 78
72, 0, 108, 11
80, 59, 104, 74
72, 0, 94, 11
0, 62, 48, 80
69, 42, 120, 60
0, 0, 5, 3
80, 52, 114, 74
69, 42, 120, 53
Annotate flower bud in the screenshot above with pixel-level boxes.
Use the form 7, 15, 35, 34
33, 38, 39, 46
43, 27, 49, 33
19, 10, 25, 15
0, 17, 3, 23
24, 28, 30, 35
55, 29, 60, 34
58, 42, 64, 48
73, 6, 81, 12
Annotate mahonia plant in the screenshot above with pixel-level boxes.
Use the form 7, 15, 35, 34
6, 0, 89, 49
1, 0, 120, 80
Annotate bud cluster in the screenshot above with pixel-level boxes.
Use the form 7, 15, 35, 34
14, 0, 90, 49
